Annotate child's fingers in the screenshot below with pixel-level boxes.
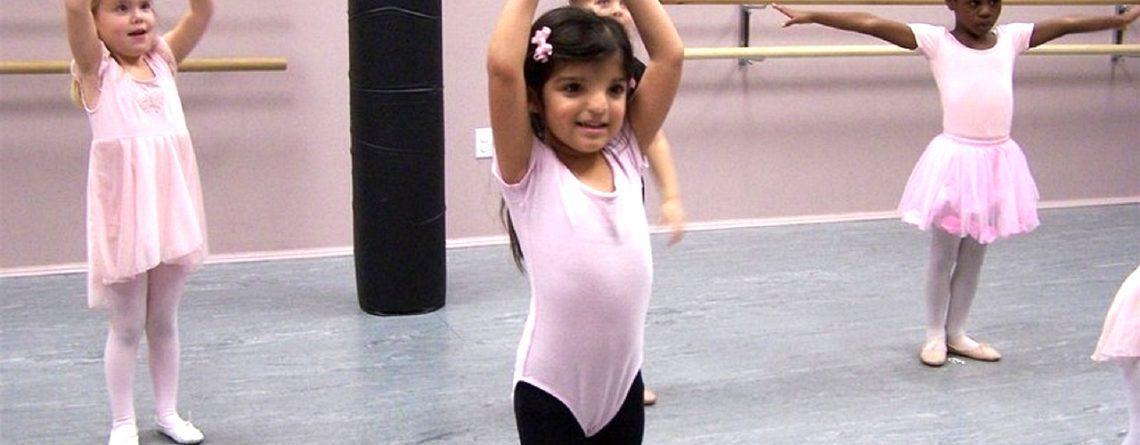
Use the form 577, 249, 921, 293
658, 210, 685, 246
771, 4, 803, 26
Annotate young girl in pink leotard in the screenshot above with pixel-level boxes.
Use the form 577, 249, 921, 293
487, 0, 682, 441
774, 2, 1139, 367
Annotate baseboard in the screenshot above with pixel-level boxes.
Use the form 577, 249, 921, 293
3, 196, 1135, 279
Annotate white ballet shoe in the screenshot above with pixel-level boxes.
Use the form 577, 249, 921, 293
156, 415, 204, 444
108, 424, 139, 445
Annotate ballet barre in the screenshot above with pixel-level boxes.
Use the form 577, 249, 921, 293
684, 43, 1140, 59
661, 0, 1138, 5
0, 57, 288, 75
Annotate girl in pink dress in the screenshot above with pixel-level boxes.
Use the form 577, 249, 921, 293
1094, 266, 1140, 445
773, 2, 1139, 367
65, 1, 213, 443
487, 0, 682, 442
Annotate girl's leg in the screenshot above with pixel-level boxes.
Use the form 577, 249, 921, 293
104, 277, 149, 430
1123, 358, 1140, 445
945, 235, 988, 351
514, 382, 587, 445
922, 229, 961, 354
589, 372, 645, 445
145, 263, 191, 425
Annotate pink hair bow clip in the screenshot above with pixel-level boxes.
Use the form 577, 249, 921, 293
531, 26, 553, 63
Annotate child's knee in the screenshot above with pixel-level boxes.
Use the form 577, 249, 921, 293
108, 323, 145, 346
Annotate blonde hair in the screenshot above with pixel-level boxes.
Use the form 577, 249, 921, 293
68, 0, 104, 108
69, 78, 85, 108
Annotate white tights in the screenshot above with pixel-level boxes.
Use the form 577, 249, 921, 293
1123, 358, 1140, 445
924, 228, 988, 347
104, 263, 190, 429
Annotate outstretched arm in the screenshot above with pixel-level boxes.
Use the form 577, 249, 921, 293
164, 0, 215, 63
773, 4, 917, 50
626, 0, 684, 150
487, 0, 539, 184
644, 131, 685, 245
1030, 7, 1139, 47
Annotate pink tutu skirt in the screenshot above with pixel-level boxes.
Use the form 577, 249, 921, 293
86, 135, 207, 309
897, 133, 1039, 244
1093, 266, 1140, 362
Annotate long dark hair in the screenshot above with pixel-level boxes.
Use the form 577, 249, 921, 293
502, 6, 636, 272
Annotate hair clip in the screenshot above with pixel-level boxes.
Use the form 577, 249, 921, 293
628, 77, 637, 90
531, 26, 553, 63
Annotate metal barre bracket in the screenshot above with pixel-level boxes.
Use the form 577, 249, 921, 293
738, 5, 768, 66
1114, 5, 1133, 62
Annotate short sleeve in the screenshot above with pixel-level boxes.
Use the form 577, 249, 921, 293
69, 44, 112, 112
908, 23, 943, 58
70, 43, 112, 81
1000, 23, 1035, 54
609, 123, 647, 175
153, 37, 179, 73
492, 138, 542, 205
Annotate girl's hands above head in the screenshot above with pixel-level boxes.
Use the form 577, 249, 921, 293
164, 0, 215, 62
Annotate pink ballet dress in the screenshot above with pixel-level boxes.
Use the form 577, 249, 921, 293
897, 23, 1040, 244
73, 38, 207, 309
1093, 266, 1140, 362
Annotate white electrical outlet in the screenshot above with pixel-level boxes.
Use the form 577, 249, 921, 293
475, 127, 493, 159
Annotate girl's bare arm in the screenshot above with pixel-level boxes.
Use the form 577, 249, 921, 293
164, 0, 215, 62
625, 0, 684, 150
487, 0, 540, 184
773, 4, 917, 50
1030, 8, 1139, 48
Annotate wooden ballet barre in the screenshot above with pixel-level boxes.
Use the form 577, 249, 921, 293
684, 43, 1140, 59
662, 0, 1138, 5
0, 57, 288, 75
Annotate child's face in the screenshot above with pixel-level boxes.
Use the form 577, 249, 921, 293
946, 0, 1001, 37
533, 56, 629, 155
575, 0, 633, 31
93, 0, 157, 59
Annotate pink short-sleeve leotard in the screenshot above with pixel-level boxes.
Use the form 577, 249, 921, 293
897, 23, 1040, 244
493, 124, 652, 437
73, 38, 207, 309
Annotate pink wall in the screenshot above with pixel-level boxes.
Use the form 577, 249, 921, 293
2, 1, 1137, 272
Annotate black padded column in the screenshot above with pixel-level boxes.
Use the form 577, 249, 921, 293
349, 0, 445, 315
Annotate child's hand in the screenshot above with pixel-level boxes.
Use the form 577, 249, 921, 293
1123, 6, 1140, 28
659, 198, 686, 246
772, 4, 811, 27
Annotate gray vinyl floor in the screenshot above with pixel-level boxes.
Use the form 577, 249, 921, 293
2, 204, 1138, 445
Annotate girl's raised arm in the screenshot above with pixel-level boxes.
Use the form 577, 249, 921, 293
65, 0, 103, 77
487, 0, 539, 184
773, 4, 917, 50
164, 0, 215, 63
1029, 8, 1139, 48
625, 0, 684, 150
